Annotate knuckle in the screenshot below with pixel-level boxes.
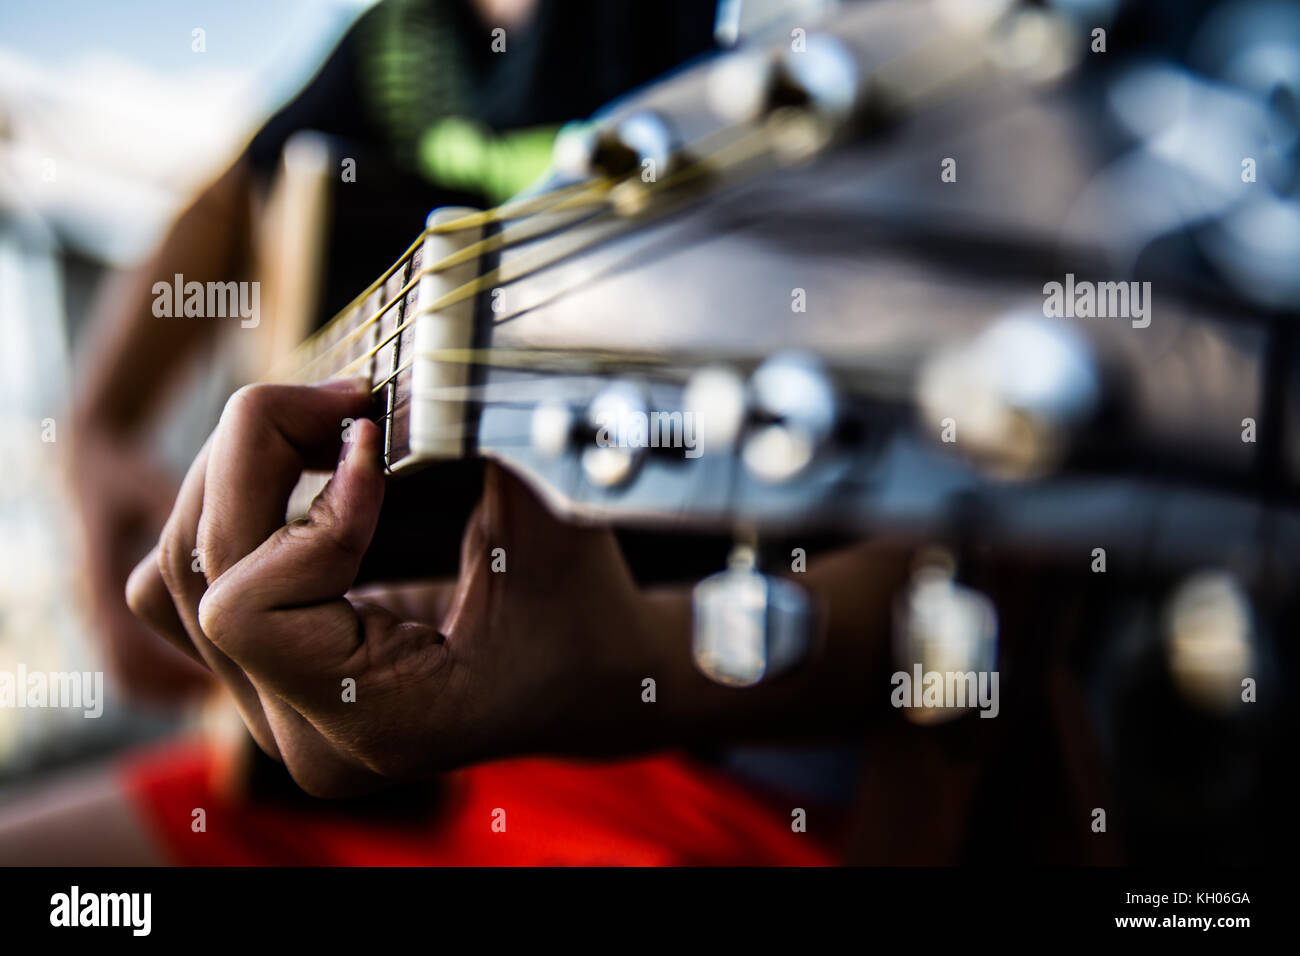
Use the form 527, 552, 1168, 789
125, 558, 166, 623
196, 582, 234, 645
123, 564, 151, 620
155, 528, 190, 594
194, 524, 224, 583
297, 497, 366, 562
221, 383, 271, 428
284, 756, 358, 799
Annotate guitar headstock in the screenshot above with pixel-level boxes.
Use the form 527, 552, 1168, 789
277, 0, 1300, 688
379, 0, 1285, 588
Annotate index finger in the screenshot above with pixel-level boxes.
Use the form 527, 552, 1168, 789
197, 379, 375, 585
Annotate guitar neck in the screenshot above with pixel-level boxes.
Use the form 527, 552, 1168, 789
280, 206, 489, 473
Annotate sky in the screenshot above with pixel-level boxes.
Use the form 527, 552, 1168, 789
0, 0, 372, 89
0, 0, 376, 260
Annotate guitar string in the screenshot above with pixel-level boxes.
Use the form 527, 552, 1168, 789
276, 20, 1025, 461
369, 346, 671, 395
292, 177, 605, 363
284, 180, 616, 379
289, 115, 773, 382
295, 16, 1030, 397
248, 20, 1045, 489
310, 19, 1016, 386
346, 125, 775, 390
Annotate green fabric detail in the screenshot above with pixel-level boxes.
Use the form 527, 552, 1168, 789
358, 0, 466, 169
357, 0, 557, 201
418, 118, 559, 203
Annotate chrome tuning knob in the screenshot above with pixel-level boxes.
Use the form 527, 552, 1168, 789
1164, 570, 1257, 714
708, 35, 860, 159
581, 382, 649, 488
692, 544, 814, 687
530, 400, 575, 460
683, 365, 747, 453
553, 110, 680, 182
917, 312, 1102, 479
892, 549, 999, 725
742, 352, 836, 483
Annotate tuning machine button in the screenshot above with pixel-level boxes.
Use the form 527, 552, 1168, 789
892, 549, 999, 725
708, 35, 860, 160
692, 544, 814, 687
554, 109, 680, 198
581, 382, 649, 488
683, 365, 747, 453
742, 352, 836, 483
1164, 570, 1257, 713
530, 400, 575, 460
917, 313, 1102, 479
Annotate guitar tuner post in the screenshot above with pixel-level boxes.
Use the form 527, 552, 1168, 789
692, 541, 815, 688
741, 351, 838, 483
708, 34, 860, 127
580, 382, 652, 489
553, 110, 682, 183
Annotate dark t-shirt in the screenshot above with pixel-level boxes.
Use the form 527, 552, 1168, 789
247, 0, 717, 325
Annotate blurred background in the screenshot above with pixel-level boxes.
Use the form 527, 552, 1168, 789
0, 0, 1294, 865
0, 0, 375, 795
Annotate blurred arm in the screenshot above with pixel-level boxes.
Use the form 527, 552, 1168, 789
67, 157, 254, 703
72, 157, 253, 435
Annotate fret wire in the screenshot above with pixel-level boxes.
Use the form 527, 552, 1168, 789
381, 252, 413, 471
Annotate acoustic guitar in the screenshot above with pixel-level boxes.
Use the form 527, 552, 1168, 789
149, 0, 1294, 859
234, 0, 1296, 697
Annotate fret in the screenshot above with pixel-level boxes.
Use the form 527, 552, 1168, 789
384, 244, 422, 470
381, 252, 415, 471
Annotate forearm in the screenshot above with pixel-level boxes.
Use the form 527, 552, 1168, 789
73, 158, 253, 435
555, 538, 914, 755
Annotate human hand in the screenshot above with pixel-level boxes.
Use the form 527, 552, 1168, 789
125, 380, 654, 796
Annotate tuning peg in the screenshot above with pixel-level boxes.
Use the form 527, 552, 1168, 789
917, 312, 1102, 479
553, 110, 680, 182
892, 549, 998, 724
530, 399, 575, 460
581, 382, 649, 488
1163, 570, 1257, 713
692, 544, 814, 687
709, 35, 859, 123
683, 365, 747, 452
708, 34, 860, 160
742, 351, 837, 483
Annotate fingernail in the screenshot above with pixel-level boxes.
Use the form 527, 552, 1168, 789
343, 419, 378, 469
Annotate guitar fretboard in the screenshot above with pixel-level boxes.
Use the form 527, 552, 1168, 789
277, 234, 423, 468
